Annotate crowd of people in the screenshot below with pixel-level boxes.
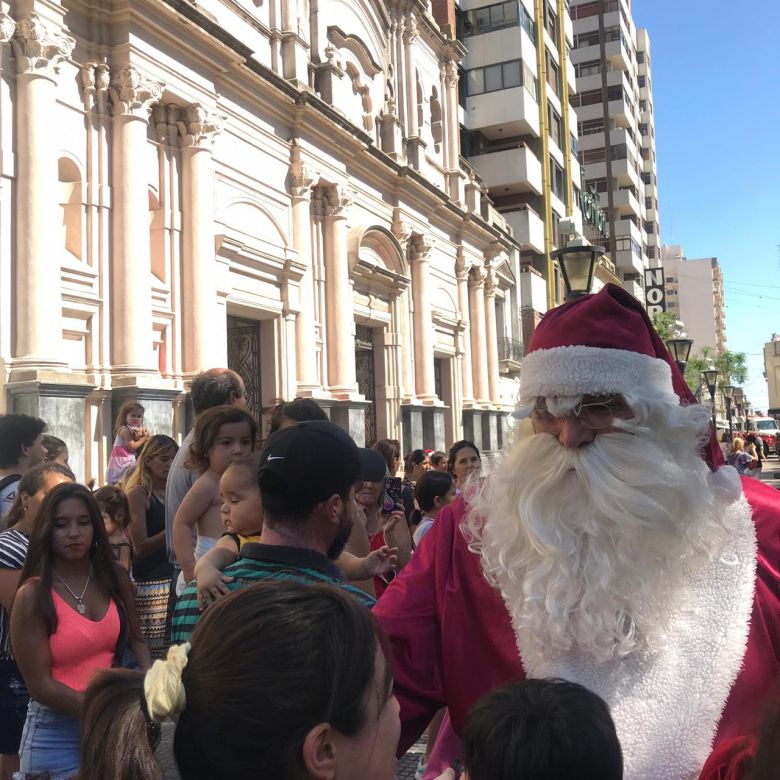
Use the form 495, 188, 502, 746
0, 283, 778, 780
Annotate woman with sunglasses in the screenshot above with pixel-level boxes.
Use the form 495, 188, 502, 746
11, 483, 150, 778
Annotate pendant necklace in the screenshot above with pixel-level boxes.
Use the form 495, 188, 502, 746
53, 566, 92, 615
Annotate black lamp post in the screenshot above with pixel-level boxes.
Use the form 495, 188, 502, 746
666, 337, 694, 376
552, 242, 605, 302
702, 367, 718, 430
721, 384, 735, 436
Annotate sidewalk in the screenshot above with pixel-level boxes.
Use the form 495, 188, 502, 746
755, 453, 780, 490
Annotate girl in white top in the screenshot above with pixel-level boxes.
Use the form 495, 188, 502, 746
411, 471, 457, 547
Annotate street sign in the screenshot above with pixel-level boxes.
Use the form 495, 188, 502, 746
643, 267, 666, 315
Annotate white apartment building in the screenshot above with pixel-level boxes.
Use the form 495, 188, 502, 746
661, 245, 727, 354
569, 0, 661, 301
455, 0, 618, 353
764, 335, 780, 415
0, 0, 521, 483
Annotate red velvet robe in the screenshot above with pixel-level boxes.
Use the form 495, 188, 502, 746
374, 476, 780, 778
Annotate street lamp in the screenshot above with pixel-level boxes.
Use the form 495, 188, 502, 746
702, 367, 718, 430
666, 337, 694, 376
721, 384, 735, 436
552, 240, 605, 302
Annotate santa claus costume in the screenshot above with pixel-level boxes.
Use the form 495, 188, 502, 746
374, 284, 780, 780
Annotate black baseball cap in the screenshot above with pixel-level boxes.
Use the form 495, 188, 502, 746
258, 421, 386, 508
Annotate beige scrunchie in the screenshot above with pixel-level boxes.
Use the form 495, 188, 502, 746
144, 642, 191, 721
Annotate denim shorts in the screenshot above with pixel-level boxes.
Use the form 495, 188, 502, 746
0, 659, 29, 754
18, 700, 80, 779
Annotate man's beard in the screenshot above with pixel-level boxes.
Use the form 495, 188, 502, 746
466, 416, 730, 663
327, 512, 353, 560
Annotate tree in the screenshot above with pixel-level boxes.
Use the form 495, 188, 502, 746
650, 311, 678, 342
684, 347, 748, 393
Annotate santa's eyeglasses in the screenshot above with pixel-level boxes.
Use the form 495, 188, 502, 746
531, 396, 632, 430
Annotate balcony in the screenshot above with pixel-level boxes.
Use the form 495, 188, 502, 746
610, 157, 639, 188
613, 187, 641, 217
464, 86, 540, 138
469, 144, 543, 195
498, 336, 524, 375
503, 206, 545, 253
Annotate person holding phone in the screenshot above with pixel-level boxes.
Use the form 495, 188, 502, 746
355, 475, 413, 598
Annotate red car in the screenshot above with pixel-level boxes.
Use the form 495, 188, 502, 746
751, 416, 779, 455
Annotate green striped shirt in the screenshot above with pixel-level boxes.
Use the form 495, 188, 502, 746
172, 543, 375, 643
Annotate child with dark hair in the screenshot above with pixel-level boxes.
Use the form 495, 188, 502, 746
106, 402, 151, 484
172, 406, 257, 591
94, 485, 132, 573
436, 678, 623, 780
411, 471, 456, 545
42, 435, 69, 467
267, 397, 328, 435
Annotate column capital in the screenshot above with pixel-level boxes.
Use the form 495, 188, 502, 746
455, 248, 470, 280
322, 183, 353, 218
468, 264, 486, 289
403, 15, 419, 45
391, 209, 411, 247
177, 103, 225, 148
79, 63, 111, 112
409, 232, 433, 262
0, 13, 15, 44
109, 66, 164, 119
289, 161, 315, 200
443, 59, 459, 88
11, 14, 74, 79
484, 266, 498, 297
152, 103, 181, 146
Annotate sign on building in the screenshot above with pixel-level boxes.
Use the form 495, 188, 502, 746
643, 268, 666, 315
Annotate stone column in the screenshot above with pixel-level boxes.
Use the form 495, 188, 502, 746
178, 103, 224, 375
403, 16, 418, 138
109, 66, 163, 376
455, 250, 474, 405
468, 265, 490, 404
410, 234, 436, 402
10, 15, 74, 369
443, 57, 462, 203
289, 145, 319, 393
403, 15, 425, 169
322, 184, 356, 396
484, 265, 501, 405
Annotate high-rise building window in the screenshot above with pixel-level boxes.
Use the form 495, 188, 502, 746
638, 75, 646, 88
639, 99, 647, 111
463, 0, 534, 38
575, 60, 601, 78
550, 159, 566, 200
578, 118, 604, 136
466, 59, 528, 97
548, 104, 563, 147
580, 147, 606, 164
570, 134, 578, 157
544, 2, 559, 40
637, 51, 646, 63
570, 89, 603, 107
546, 49, 560, 97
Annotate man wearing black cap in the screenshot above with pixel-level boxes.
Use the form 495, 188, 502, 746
172, 420, 387, 642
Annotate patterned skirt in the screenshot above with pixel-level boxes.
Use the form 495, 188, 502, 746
135, 576, 173, 660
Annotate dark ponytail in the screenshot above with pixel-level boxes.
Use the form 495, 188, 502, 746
413, 471, 454, 521
78, 669, 162, 780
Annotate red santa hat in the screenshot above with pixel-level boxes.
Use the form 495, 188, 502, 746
519, 283, 725, 470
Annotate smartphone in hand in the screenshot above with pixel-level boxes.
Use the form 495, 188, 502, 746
383, 476, 403, 513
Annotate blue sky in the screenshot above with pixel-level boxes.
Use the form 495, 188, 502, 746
633, 0, 780, 411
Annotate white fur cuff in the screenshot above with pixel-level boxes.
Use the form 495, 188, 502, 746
519, 346, 676, 405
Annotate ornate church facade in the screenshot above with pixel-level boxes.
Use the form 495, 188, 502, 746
0, 0, 525, 482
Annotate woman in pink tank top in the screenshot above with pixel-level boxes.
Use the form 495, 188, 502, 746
11, 483, 151, 779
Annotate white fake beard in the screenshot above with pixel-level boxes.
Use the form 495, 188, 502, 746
467, 418, 730, 663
